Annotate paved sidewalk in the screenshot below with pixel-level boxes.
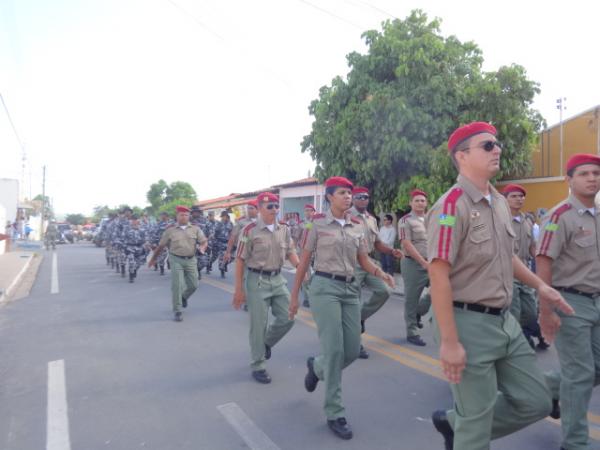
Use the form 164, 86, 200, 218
0, 250, 40, 303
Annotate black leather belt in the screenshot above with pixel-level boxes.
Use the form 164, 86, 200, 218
315, 271, 355, 283
453, 301, 503, 316
554, 287, 600, 299
171, 254, 194, 259
248, 267, 281, 276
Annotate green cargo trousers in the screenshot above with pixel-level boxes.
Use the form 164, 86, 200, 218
545, 291, 600, 450
400, 257, 431, 337
169, 254, 199, 313
310, 275, 361, 419
245, 271, 295, 371
355, 265, 390, 321
509, 280, 538, 327
433, 307, 552, 450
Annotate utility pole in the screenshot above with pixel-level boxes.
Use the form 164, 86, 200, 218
556, 97, 567, 175
41, 165, 46, 240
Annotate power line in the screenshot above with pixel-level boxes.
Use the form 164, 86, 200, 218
0, 92, 25, 152
165, 0, 225, 41
349, 0, 398, 20
296, 0, 364, 30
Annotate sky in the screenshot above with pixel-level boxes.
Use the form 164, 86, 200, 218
1, 0, 599, 217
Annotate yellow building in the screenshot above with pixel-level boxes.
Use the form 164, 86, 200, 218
498, 105, 600, 214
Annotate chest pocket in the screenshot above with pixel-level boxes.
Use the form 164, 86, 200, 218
468, 221, 493, 258
412, 221, 427, 241
574, 233, 597, 260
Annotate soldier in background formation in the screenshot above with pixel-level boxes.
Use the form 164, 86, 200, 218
124, 215, 148, 283
190, 206, 209, 279
296, 204, 316, 308
213, 211, 234, 278
44, 219, 58, 250
150, 212, 171, 275
205, 211, 217, 274
224, 199, 258, 265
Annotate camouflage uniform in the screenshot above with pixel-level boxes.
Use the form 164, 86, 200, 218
124, 225, 148, 282
151, 219, 171, 275
114, 216, 131, 276
213, 220, 233, 276
205, 217, 217, 273
44, 222, 58, 250
191, 214, 210, 276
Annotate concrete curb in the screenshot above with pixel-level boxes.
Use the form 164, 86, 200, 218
0, 253, 36, 305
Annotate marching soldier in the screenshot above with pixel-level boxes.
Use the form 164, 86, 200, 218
537, 153, 600, 450
148, 206, 207, 322
348, 186, 402, 359
124, 215, 148, 283
190, 205, 209, 279
232, 192, 298, 384
116, 207, 133, 277
214, 211, 234, 278
398, 189, 432, 346
223, 199, 258, 264
205, 211, 217, 273
151, 212, 171, 275
44, 219, 58, 251
427, 121, 572, 450
289, 177, 394, 440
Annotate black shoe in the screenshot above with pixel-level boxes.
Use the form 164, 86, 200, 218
302, 299, 310, 308
550, 398, 560, 419
537, 338, 550, 350
417, 314, 424, 329
182, 297, 188, 308
265, 344, 271, 360
432, 410, 454, 450
327, 417, 353, 440
359, 345, 369, 359
174, 312, 183, 322
407, 335, 427, 347
360, 320, 365, 334
252, 370, 272, 384
305, 357, 319, 392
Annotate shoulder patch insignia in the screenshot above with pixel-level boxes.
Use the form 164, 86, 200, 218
305, 222, 313, 230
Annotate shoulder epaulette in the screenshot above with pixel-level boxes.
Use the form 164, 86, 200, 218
166, 224, 176, 229
434, 187, 464, 260
400, 212, 412, 222
242, 222, 257, 236
350, 217, 361, 224
279, 221, 287, 226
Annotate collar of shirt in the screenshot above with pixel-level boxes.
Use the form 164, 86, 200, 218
457, 174, 499, 205
257, 216, 279, 231
178, 225, 188, 230
512, 214, 522, 223
325, 209, 353, 226
569, 194, 599, 217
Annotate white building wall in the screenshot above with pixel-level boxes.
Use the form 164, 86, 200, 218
278, 184, 326, 214
0, 178, 19, 224
0, 204, 6, 254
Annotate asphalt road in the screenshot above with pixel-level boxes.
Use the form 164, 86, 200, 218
0, 243, 599, 450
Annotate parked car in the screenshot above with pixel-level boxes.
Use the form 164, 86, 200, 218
56, 223, 74, 244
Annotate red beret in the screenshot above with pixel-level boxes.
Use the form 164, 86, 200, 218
410, 189, 428, 198
247, 200, 258, 208
325, 176, 353, 189
566, 153, 600, 173
175, 205, 190, 213
502, 184, 526, 196
352, 186, 369, 195
304, 204, 315, 211
256, 192, 279, 203
448, 121, 497, 152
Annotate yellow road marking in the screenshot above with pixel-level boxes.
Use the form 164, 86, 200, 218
202, 278, 600, 435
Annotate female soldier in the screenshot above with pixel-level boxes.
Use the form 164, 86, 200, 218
289, 176, 395, 440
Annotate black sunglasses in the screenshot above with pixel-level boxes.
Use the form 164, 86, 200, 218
354, 194, 369, 200
266, 204, 280, 210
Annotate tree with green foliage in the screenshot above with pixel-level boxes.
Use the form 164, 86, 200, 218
146, 180, 197, 215
65, 213, 86, 225
301, 10, 544, 212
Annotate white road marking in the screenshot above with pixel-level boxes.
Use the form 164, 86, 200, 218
217, 402, 280, 450
51, 253, 59, 294
46, 360, 71, 450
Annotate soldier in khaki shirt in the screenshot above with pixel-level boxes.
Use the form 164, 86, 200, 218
149, 205, 207, 322
501, 184, 549, 350
426, 122, 572, 450
289, 177, 394, 441
223, 199, 258, 265
232, 192, 298, 384
348, 186, 402, 358
399, 189, 432, 346
537, 153, 600, 450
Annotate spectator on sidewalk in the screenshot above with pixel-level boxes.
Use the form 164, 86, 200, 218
378, 214, 396, 275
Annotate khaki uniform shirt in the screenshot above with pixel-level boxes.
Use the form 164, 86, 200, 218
348, 206, 381, 254
511, 213, 534, 263
398, 212, 428, 260
537, 195, 600, 293
231, 216, 253, 247
302, 210, 368, 277
159, 225, 207, 257
237, 217, 296, 271
426, 175, 515, 309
